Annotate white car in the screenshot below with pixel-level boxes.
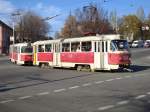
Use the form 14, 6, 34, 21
132, 40, 144, 48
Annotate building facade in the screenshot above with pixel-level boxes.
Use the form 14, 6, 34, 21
0, 20, 12, 55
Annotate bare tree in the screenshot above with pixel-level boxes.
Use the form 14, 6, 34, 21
109, 10, 118, 33
15, 11, 50, 42
75, 4, 112, 35
60, 14, 80, 38
59, 3, 113, 38
119, 15, 141, 41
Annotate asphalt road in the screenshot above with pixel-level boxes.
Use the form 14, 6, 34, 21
0, 48, 150, 112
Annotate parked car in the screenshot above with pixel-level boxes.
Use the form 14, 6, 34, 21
144, 40, 150, 48
131, 40, 144, 48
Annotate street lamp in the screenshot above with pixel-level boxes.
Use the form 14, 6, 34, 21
11, 11, 21, 44
41, 14, 60, 21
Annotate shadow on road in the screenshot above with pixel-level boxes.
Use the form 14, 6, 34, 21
130, 65, 150, 72
0, 73, 93, 92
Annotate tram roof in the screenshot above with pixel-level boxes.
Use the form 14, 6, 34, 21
11, 42, 31, 47
62, 34, 120, 42
33, 34, 120, 45
33, 39, 61, 45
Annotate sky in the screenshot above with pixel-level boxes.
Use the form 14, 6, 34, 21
0, 0, 150, 37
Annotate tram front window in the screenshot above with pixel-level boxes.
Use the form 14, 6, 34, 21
21, 46, 33, 53
110, 40, 129, 51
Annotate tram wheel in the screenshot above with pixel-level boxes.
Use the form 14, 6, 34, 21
40, 63, 45, 68
77, 65, 82, 71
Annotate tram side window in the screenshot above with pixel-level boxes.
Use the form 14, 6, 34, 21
38, 45, 44, 52
21, 46, 32, 53
106, 41, 108, 52
71, 42, 80, 52
62, 43, 70, 52
14, 47, 18, 53
102, 42, 104, 52
45, 44, 51, 52
110, 43, 115, 51
81, 41, 91, 52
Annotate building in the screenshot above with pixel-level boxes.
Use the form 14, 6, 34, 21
0, 20, 13, 55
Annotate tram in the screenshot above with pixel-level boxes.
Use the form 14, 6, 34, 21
9, 43, 33, 65
33, 34, 131, 71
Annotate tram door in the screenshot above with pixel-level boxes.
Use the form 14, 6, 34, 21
33, 45, 37, 65
94, 40, 108, 69
53, 43, 60, 66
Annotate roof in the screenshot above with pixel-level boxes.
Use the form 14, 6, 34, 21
0, 20, 13, 31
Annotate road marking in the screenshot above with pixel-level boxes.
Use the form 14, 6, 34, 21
135, 95, 146, 99
68, 86, 80, 89
106, 79, 114, 82
94, 81, 104, 84
0, 99, 15, 103
18, 96, 32, 100
115, 77, 123, 80
54, 88, 66, 93
82, 83, 92, 87
116, 100, 129, 105
37, 92, 49, 96
98, 105, 115, 111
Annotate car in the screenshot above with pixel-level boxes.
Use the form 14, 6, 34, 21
131, 40, 144, 48
144, 40, 150, 48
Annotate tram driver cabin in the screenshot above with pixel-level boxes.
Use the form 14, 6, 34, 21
32, 34, 131, 71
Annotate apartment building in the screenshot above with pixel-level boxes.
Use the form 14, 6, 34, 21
0, 20, 12, 55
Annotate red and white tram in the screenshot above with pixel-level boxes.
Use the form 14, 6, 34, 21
33, 34, 131, 71
9, 43, 33, 65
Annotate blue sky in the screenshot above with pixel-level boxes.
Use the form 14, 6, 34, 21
0, 0, 150, 37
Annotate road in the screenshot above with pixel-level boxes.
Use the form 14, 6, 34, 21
0, 48, 150, 112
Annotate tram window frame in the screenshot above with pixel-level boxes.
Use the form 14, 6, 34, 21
105, 41, 108, 52
38, 45, 45, 52
45, 44, 52, 52
81, 41, 91, 52
62, 43, 70, 52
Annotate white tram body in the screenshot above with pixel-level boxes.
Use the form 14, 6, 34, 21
33, 34, 131, 71
9, 43, 33, 65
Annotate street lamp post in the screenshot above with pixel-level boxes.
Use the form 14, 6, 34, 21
41, 14, 60, 39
